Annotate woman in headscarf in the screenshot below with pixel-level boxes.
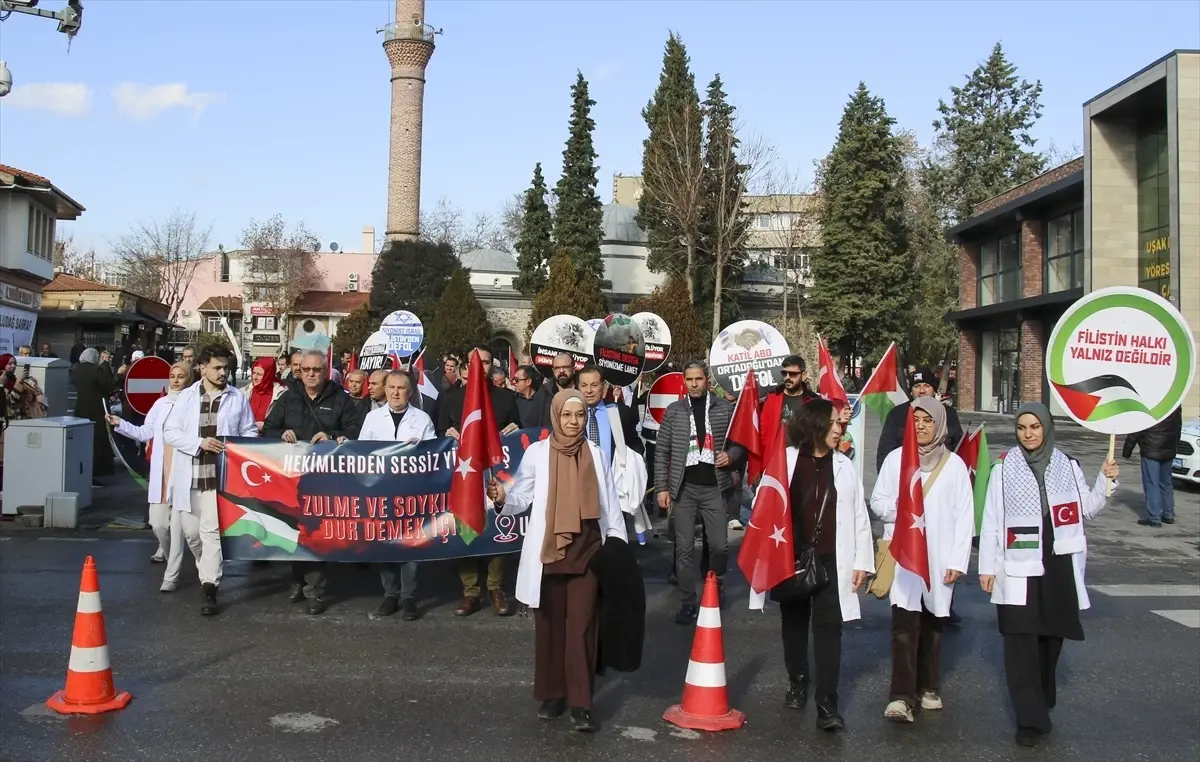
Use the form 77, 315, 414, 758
978, 403, 1118, 748
486, 389, 627, 733
870, 396, 974, 724
1, 353, 46, 479
248, 356, 288, 432
107, 363, 198, 589
72, 347, 117, 483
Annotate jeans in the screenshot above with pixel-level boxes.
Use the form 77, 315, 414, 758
1140, 457, 1175, 522
378, 562, 418, 601
672, 483, 728, 606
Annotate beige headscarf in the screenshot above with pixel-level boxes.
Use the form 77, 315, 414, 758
911, 397, 948, 473
542, 389, 601, 564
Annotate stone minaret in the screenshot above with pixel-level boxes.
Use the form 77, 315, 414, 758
383, 0, 435, 242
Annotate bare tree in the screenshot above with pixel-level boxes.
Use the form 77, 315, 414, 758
53, 234, 99, 279
754, 162, 820, 339
705, 126, 774, 337
641, 102, 707, 303
499, 191, 524, 251
239, 215, 324, 322
420, 195, 515, 255
109, 210, 213, 321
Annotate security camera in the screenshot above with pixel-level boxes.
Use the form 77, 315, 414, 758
0, 61, 11, 98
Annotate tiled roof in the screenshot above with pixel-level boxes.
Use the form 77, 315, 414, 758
971, 157, 1084, 216
0, 164, 52, 187
44, 273, 121, 292
294, 290, 368, 315
198, 296, 244, 312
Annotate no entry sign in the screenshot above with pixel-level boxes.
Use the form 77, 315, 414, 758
640, 372, 687, 432
124, 356, 171, 416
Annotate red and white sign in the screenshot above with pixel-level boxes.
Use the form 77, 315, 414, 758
250, 306, 277, 316
640, 372, 686, 432
124, 356, 171, 416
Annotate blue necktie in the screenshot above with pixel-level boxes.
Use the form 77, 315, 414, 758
588, 407, 601, 447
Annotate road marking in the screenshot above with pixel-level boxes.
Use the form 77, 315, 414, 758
1151, 610, 1200, 629
1089, 584, 1200, 597
36, 537, 98, 543
618, 726, 658, 741
269, 713, 339, 733
669, 727, 702, 740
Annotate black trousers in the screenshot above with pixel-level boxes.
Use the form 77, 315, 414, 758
1003, 634, 1063, 733
890, 603, 943, 706
779, 555, 842, 703
291, 561, 327, 599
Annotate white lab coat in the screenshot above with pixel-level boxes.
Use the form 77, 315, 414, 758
359, 404, 436, 443
871, 449, 974, 617
977, 457, 1111, 610
162, 382, 258, 512
114, 395, 177, 504
605, 405, 649, 521
753, 448, 875, 620
498, 439, 628, 609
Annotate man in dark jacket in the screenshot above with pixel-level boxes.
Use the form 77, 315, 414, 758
1123, 406, 1183, 527
875, 367, 963, 473
263, 349, 365, 615
437, 344, 521, 617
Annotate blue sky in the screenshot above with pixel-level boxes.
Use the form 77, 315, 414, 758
1, 0, 1197, 255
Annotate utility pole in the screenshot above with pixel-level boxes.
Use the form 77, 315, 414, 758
0, 1, 85, 98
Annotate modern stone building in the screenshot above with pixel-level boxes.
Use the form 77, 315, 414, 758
951, 50, 1199, 419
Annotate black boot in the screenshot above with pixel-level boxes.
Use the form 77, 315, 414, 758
200, 583, 218, 616
815, 696, 845, 731
537, 698, 566, 720
570, 708, 597, 732
784, 674, 809, 709
288, 583, 305, 603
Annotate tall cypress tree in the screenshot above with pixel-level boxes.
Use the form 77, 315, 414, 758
528, 251, 607, 336
923, 42, 1047, 223
552, 72, 605, 282
370, 238, 459, 322
638, 33, 704, 301
513, 163, 553, 297
808, 83, 911, 363
698, 74, 750, 335
428, 267, 492, 358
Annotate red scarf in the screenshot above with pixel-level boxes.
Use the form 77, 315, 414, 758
0, 354, 13, 391
249, 356, 279, 422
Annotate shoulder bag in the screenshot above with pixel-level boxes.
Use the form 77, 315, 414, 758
867, 450, 952, 599
770, 472, 831, 603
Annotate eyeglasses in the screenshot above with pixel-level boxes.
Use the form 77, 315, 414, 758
300, 366, 323, 374
782, 370, 804, 378
514, 376, 528, 383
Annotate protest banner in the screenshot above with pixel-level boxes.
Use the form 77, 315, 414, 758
631, 311, 672, 373
592, 313, 646, 387
217, 428, 549, 563
380, 310, 424, 359
708, 320, 791, 395
530, 314, 595, 379
357, 330, 391, 372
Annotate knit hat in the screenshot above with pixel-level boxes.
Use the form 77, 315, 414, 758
908, 367, 937, 391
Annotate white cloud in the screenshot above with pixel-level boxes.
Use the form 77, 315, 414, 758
3, 82, 92, 117
111, 82, 224, 120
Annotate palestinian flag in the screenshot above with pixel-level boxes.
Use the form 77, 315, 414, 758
1006, 526, 1039, 550
956, 425, 993, 536
859, 342, 909, 423
1051, 375, 1142, 422
218, 495, 301, 554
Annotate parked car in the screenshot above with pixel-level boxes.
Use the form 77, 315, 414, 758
1173, 417, 1200, 486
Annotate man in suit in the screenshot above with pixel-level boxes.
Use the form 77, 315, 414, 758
437, 344, 522, 617
576, 363, 643, 459
655, 360, 743, 625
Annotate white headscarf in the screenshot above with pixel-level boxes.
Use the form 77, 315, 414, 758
79, 348, 100, 364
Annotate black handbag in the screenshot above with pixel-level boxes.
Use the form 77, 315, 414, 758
769, 476, 831, 603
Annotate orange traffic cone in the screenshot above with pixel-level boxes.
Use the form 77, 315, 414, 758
45, 556, 133, 715
663, 571, 745, 731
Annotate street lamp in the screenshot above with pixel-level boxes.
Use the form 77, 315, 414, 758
0, 0, 84, 98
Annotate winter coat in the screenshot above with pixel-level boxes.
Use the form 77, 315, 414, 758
589, 536, 646, 674
1122, 407, 1183, 462
263, 380, 365, 442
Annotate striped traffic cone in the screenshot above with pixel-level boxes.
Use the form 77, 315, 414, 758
663, 571, 745, 731
45, 556, 133, 715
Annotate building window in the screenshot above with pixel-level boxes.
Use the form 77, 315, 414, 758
755, 214, 771, 229
26, 204, 54, 261
205, 317, 222, 333
254, 316, 276, 331
978, 233, 1021, 306
1136, 113, 1171, 300
977, 327, 1021, 413
1045, 210, 1083, 293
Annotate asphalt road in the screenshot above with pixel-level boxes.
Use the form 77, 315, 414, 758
1, 413, 1197, 762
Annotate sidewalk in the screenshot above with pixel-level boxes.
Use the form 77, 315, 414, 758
0, 472, 150, 532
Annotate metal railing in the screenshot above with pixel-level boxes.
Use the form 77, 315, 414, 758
379, 21, 436, 44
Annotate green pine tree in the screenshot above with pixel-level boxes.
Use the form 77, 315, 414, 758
427, 268, 492, 359
528, 251, 607, 336
637, 33, 705, 302
923, 42, 1047, 223
808, 83, 911, 364
698, 74, 750, 335
625, 274, 709, 365
513, 163, 553, 297
369, 238, 459, 324
332, 302, 376, 357
552, 73, 605, 282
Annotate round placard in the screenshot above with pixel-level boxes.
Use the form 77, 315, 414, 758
708, 319, 791, 394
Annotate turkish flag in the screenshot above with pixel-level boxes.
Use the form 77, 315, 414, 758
726, 369, 764, 483
222, 442, 300, 510
737, 424, 793, 600
448, 351, 505, 539
343, 352, 358, 389
1051, 501, 1081, 527
816, 336, 849, 409
890, 406, 931, 590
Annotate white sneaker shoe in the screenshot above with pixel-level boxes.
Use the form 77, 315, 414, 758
728, 519, 744, 531
150, 550, 166, 563
885, 700, 914, 723
920, 692, 943, 710
160, 580, 178, 592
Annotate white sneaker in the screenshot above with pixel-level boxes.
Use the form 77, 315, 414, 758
150, 550, 166, 563
920, 692, 943, 710
160, 580, 178, 592
885, 700, 914, 723
728, 519, 744, 531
